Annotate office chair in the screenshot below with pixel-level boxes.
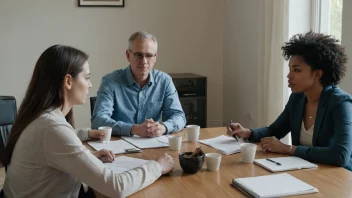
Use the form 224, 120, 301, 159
0, 96, 17, 197
0, 96, 17, 154
90, 97, 97, 117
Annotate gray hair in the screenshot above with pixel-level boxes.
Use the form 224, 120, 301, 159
128, 31, 158, 51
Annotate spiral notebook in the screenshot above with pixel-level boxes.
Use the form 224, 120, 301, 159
232, 173, 319, 198
254, 157, 318, 172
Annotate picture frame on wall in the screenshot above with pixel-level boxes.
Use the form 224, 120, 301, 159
78, 0, 124, 7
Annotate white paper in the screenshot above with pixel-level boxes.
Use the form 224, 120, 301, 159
198, 135, 245, 155
104, 156, 149, 173
254, 157, 318, 172
122, 135, 169, 149
88, 140, 137, 154
233, 173, 318, 198
155, 135, 169, 144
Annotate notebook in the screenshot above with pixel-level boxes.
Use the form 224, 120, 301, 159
121, 135, 169, 149
254, 157, 318, 172
104, 156, 149, 173
88, 140, 138, 154
198, 135, 245, 155
232, 173, 319, 198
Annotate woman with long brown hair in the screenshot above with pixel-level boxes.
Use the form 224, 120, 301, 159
2, 45, 174, 198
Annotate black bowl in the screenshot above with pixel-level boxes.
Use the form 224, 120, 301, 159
179, 152, 205, 174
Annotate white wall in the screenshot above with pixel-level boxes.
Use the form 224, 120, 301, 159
223, 0, 264, 128
0, 0, 224, 128
223, 0, 313, 130
340, 0, 352, 94
2, 0, 334, 131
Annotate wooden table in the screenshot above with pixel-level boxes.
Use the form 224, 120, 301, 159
85, 127, 352, 198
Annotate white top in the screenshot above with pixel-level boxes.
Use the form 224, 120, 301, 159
76, 127, 91, 142
3, 108, 162, 198
299, 120, 314, 146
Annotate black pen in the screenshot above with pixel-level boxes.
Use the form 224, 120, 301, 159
229, 120, 239, 141
266, 158, 281, 166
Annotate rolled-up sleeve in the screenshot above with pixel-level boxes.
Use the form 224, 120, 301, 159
162, 76, 186, 133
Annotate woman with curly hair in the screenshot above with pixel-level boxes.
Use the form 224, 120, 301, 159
227, 31, 352, 171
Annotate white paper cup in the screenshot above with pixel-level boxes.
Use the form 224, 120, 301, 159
205, 153, 222, 171
98, 126, 112, 143
240, 143, 257, 163
186, 125, 200, 142
168, 136, 182, 151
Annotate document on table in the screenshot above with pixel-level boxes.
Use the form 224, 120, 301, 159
232, 173, 318, 197
254, 157, 318, 172
121, 135, 169, 149
88, 140, 138, 154
198, 135, 246, 155
104, 156, 149, 173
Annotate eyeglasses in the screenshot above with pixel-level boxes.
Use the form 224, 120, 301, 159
128, 49, 157, 61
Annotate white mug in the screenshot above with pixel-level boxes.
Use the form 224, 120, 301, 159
98, 126, 112, 143
168, 136, 182, 151
240, 143, 257, 163
186, 125, 200, 142
205, 153, 222, 171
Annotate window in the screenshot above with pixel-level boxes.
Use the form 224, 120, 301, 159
312, 0, 343, 41
329, 0, 343, 41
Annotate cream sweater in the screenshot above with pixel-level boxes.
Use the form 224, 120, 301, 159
3, 108, 162, 198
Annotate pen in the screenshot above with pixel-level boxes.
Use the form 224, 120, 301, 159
229, 120, 239, 141
266, 158, 281, 166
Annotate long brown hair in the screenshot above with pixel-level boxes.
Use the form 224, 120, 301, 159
2, 45, 88, 167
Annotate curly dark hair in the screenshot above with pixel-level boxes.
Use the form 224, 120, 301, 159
281, 31, 348, 85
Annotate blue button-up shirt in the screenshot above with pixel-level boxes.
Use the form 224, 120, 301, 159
91, 65, 186, 136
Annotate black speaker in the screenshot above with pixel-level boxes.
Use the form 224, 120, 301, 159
168, 73, 207, 128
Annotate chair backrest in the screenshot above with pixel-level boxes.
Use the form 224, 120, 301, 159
0, 96, 17, 153
90, 97, 97, 116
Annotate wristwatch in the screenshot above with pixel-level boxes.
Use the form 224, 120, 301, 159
162, 124, 168, 134
287, 145, 293, 154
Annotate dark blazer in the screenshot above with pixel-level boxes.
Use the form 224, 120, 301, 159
251, 85, 352, 171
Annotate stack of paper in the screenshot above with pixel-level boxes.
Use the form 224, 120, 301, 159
232, 173, 319, 197
121, 135, 169, 149
104, 156, 149, 173
254, 157, 318, 172
198, 135, 245, 155
88, 140, 137, 154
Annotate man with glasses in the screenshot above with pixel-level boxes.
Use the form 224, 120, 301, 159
91, 31, 186, 137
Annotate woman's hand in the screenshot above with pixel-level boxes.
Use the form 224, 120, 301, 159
88, 129, 105, 140
260, 136, 290, 154
155, 153, 175, 174
226, 122, 252, 138
93, 149, 115, 163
